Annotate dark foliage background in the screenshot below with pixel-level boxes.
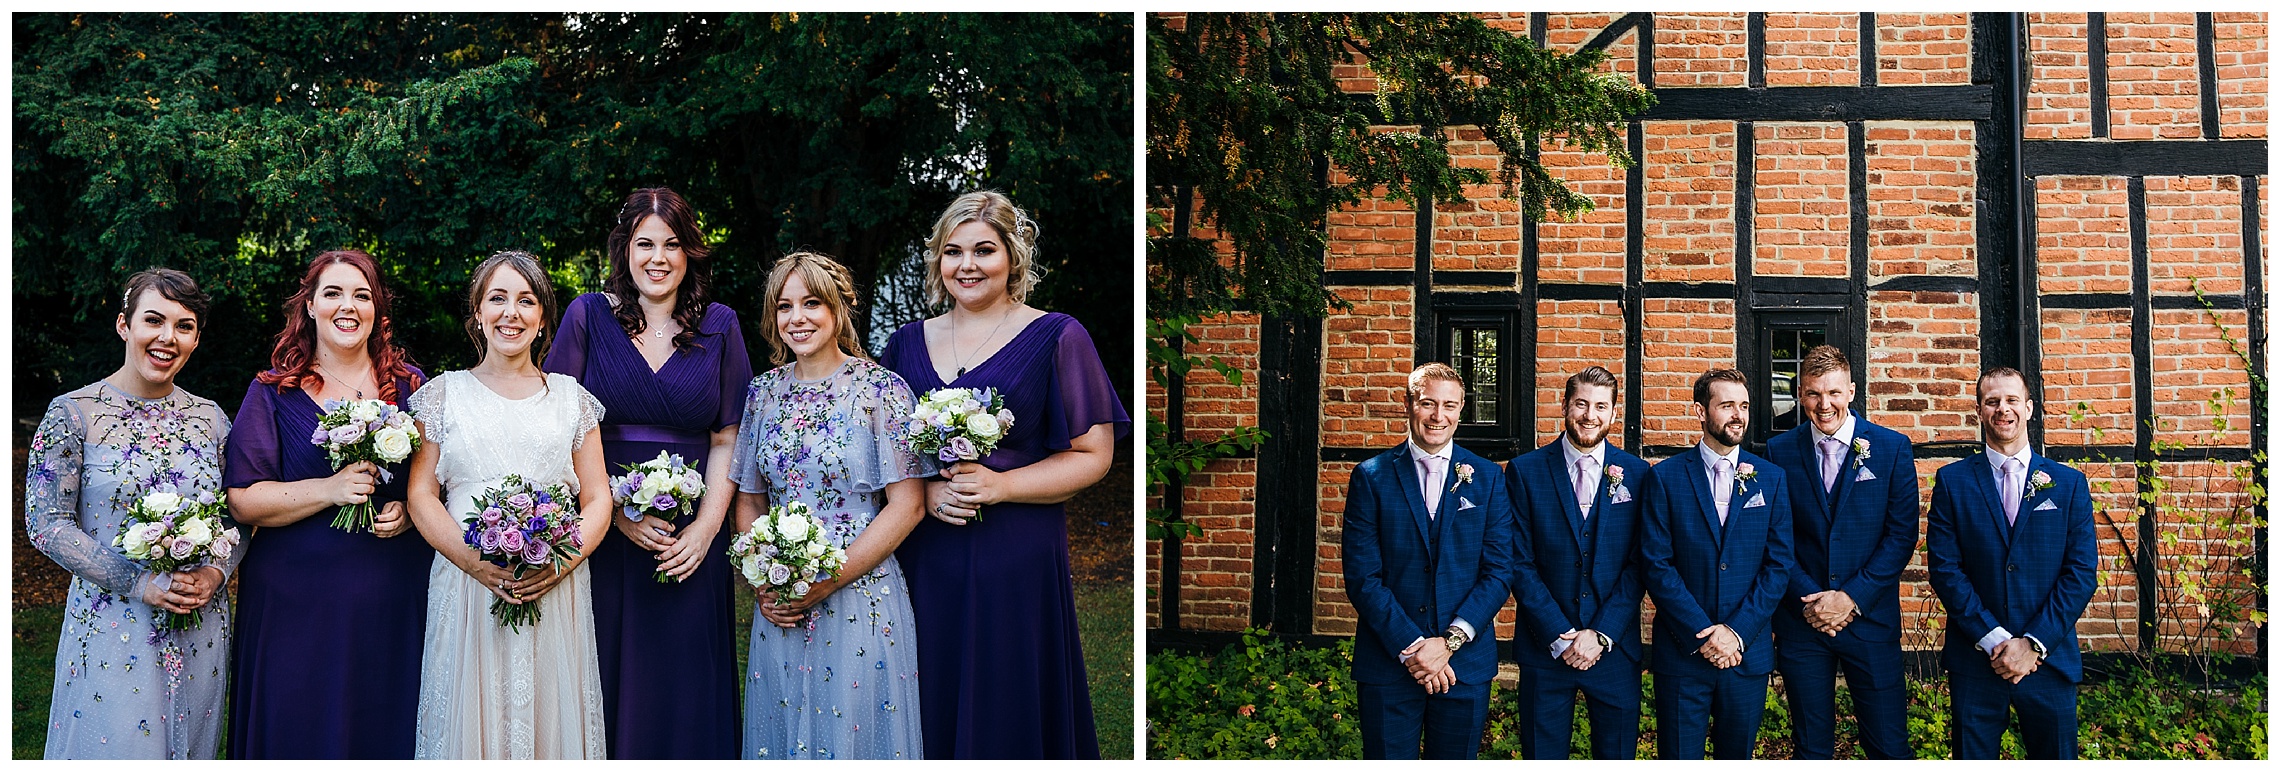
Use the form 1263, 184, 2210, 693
13, 12, 1132, 418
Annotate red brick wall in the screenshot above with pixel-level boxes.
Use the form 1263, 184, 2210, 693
2104, 13, 2206, 139
1641, 120, 1739, 283
1654, 13, 1748, 88
2212, 13, 2269, 138
1753, 122, 1852, 278
1875, 13, 1973, 86
1764, 12, 1861, 87
1864, 121, 1976, 279
2027, 13, 2095, 140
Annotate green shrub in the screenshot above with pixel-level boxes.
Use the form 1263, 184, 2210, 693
1146, 630, 1364, 759
2079, 669, 2268, 759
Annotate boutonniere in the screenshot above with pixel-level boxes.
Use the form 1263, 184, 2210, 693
1851, 438, 1871, 469
1451, 463, 1474, 493
2025, 469, 2053, 501
1735, 462, 1758, 493
1605, 464, 1632, 503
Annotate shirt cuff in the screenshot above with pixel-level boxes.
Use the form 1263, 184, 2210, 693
1400, 636, 1427, 663
2022, 633, 2047, 660
1976, 626, 2014, 656
1550, 627, 1576, 658
1452, 618, 1475, 643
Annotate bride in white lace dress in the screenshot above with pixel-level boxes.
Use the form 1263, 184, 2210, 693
403, 252, 613, 759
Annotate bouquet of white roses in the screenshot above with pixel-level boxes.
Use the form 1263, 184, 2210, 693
907, 386, 1014, 464
609, 450, 708, 583
115, 483, 240, 633
309, 397, 421, 532
726, 501, 848, 605
459, 475, 582, 632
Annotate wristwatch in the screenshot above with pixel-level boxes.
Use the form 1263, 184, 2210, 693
2026, 635, 2048, 661
1593, 630, 1613, 650
1443, 625, 1469, 653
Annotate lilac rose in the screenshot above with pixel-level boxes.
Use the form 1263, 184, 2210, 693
311, 427, 331, 444
499, 528, 526, 554
521, 538, 550, 566
169, 538, 196, 560
507, 493, 535, 512
481, 507, 504, 525
767, 563, 793, 585
651, 494, 678, 512
327, 422, 366, 446
478, 527, 503, 552
947, 436, 979, 461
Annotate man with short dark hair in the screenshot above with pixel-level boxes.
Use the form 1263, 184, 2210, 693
1764, 345, 1917, 759
1639, 368, 1794, 759
1340, 363, 1516, 759
1926, 367, 2097, 759
1503, 366, 1650, 758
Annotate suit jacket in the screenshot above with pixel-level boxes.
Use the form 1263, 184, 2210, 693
1341, 441, 1516, 686
1765, 413, 1921, 642
1504, 439, 1651, 670
1925, 452, 2098, 682
1639, 445, 1795, 677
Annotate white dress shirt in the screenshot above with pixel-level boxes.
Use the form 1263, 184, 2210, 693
1551, 436, 1608, 659
1973, 443, 2044, 657
1699, 441, 1742, 523
1399, 440, 1472, 661
1809, 412, 1857, 493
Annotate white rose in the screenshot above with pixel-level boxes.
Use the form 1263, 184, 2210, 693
775, 512, 809, 542
372, 427, 416, 463
804, 540, 827, 558
791, 580, 811, 597
349, 399, 383, 425
965, 412, 1002, 440
121, 525, 151, 557
933, 388, 968, 404
142, 490, 183, 515
177, 517, 214, 547
741, 556, 764, 585
679, 471, 706, 496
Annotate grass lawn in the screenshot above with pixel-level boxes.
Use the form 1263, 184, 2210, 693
13, 603, 63, 759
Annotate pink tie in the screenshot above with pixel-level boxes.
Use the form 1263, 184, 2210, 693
1820, 438, 1845, 494
2001, 457, 2023, 525
1712, 457, 1734, 525
1420, 456, 1444, 518
1574, 455, 1599, 517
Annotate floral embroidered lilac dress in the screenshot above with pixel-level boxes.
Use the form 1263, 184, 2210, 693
23, 381, 239, 759
728, 358, 935, 760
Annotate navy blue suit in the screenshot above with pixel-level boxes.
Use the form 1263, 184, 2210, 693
1926, 451, 2097, 759
1639, 446, 1794, 759
1341, 441, 1516, 759
1503, 439, 1650, 759
1765, 414, 1919, 759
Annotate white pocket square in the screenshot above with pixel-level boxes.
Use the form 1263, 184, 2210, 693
1854, 466, 1876, 482
1744, 491, 1766, 509
1609, 486, 1633, 504
1457, 496, 1477, 511
2034, 499, 2057, 511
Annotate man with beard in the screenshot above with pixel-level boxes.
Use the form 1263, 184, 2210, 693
1638, 368, 1794, 759
1501, 366, 1651, 758
1764, 345, 1918, 759
1340, 363, 1516, 759
1926, 367, 2096, 759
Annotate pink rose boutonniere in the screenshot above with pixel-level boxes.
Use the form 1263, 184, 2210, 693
2025, 469, 2054, 500
1851, 437, 1872, 468
1735, 462, 1758, 493
1452, 463, 1474, 493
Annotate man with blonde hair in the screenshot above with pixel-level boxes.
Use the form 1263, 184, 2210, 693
1340, 363, 1515, 759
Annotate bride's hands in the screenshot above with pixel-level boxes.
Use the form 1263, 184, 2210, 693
506, 563, 574, 603
458, 558, 522, 605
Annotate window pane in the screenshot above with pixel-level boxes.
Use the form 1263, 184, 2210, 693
1766, 327, 1827, 433
1449, 326, 1500, 425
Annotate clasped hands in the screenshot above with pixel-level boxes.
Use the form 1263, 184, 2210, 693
1559, 628, 1607, 670
1694, 624, 1744, 669
1400, 637, 1458, 694
1799, 589, 1858, 636
924, 461, 1007, 525
614, 508, 717, 581
329, 461, 411, 538
1989, 637, 2042, 683
143, 565, 224, 614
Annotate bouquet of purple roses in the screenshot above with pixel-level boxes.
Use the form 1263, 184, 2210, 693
310, 397, 420, 533
459, 474, 582, 631
114, 483, 240, 633
608, 450, 707, 583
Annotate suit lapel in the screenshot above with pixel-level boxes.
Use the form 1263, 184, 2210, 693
2014, 454, 2054, 538
1391, 443, 1438, 555
1968, 453, 2013, 550
1685, 450, 1726, 545
1827, 421, 1866, 517
1542, 444, 1588, 549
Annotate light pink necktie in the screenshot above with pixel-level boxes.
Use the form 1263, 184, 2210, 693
1712, 457, 1734, 525
2001, 457, 2023, 525
1420, 456, 1444, 518
1820, 437, 1845, 494
1574, 455, 1600, 518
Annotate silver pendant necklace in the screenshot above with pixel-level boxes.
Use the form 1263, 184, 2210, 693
952, 308, 1013, 378
314, 361, 370, 400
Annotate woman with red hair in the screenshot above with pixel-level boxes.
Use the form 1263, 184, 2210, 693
223, 250, 431, 758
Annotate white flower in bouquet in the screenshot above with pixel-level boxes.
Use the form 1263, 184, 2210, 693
177, 516, 213, 547
775, 511, 811, 542
966, 412, 1002, 440
349, 399, 382, 425
121, 524, 152, 558
372, 426, 416, 463
804, 539, 827, 558
143, 489, 183, 515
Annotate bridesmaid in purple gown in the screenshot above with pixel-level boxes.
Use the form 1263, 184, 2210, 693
224, 250, 433, 758
879, 191, 1130, 759
544, 187, 752, 759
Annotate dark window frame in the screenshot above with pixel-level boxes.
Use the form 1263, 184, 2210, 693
1433, 309, 1520, 441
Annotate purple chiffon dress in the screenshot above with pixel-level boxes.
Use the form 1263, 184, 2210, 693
223, 368, 433, 759
544, 292, 751, 760
878, 312, 1130, 760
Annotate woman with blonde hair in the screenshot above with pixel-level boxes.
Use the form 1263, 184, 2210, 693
731, 251, 933, 759
878, 191, 1129, 759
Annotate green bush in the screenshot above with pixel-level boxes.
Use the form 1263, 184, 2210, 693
1146, 630, 1363, 759
1148, 633, 2269, 760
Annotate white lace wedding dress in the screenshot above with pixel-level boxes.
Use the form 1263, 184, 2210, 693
407, 371, 609, 759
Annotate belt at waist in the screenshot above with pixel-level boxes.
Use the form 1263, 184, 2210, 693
601, 423, 709, 446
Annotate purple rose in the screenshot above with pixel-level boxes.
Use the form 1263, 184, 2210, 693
651, 494, 677, 512
937, 447, 959, 463
507, 493, 535, 512
766, 563, 793, 585
327, 422, 366, 446
499, 528, 526, 554
481, 507, 503, 525
521, 538, 550, 566
169, 538, 196, 560
310, 427, 331, 445
625, 471, 645, 489
948, 436, 978, 461
478, 527, 502, 552
996, 409, 1015, 426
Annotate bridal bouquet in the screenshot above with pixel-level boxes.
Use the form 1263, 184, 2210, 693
115, 483, 241, 633
460, 475, 582, 632
609, 451, 708, 583
726, 501, 847, 604
310, 397, 421, 532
